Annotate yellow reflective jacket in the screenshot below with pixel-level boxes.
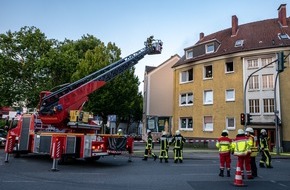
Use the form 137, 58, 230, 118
216, 136, 232, 154
248, 134, 258, 157
232, 135, 250, 156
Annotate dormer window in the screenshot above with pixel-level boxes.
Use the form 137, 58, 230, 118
206, 43, 214, 54
235, 39, 244, 47
278, 33, 290, 40
186, 50, 193, 59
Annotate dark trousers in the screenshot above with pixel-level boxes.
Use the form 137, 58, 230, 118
260, 150, 272, 167
250, 156, 257, 176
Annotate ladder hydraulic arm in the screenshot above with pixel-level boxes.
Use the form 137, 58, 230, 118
38, 36, 162, 127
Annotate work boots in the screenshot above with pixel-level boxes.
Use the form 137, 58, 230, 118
219, 169, 224, 177
227, 170, 231, 177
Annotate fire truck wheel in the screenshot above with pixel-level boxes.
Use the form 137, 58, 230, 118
14, 153, 21, 158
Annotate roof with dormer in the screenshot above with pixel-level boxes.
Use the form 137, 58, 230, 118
173, 16, 290, 68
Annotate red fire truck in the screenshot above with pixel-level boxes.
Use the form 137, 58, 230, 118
4, 37, 163, 168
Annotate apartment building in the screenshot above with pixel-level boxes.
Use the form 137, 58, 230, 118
172, 4, 290, 151
143, 54, 180, 140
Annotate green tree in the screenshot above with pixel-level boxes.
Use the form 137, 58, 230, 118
0, 26, 55, 107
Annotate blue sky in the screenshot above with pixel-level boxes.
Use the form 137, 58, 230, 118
0, 0, 287, 92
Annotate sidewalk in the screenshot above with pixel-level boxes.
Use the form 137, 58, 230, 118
133, 142, 290, 160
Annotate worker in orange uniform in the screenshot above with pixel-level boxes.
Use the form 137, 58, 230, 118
142, 130, 157, 161
216, 129, 232, 177
259, 129, 273, 168
232, 129, 253, 179
159, 131, 169, 163
170, 130, 186, 163
245, 127, 259, 177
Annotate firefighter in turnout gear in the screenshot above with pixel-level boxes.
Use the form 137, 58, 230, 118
170, 130, 186, 163
245, 127, 259, 177
232, 129, 253, 179
142, 130, 157, 161
216, 129, 232, 177
259, 129, 273, 168
159, 131, 169, 163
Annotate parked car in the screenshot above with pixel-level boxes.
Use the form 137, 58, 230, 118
0, 129, 7, 147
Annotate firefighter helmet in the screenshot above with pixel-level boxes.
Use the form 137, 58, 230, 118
222, 129, 229, 134
147, 129, 151, 133
238, 129, 245, 135
175, 130, 180, 135
245, 127, 254, 133
261, 129, 267, 134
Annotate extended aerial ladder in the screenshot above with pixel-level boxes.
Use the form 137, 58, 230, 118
4, 37, 163, 167
38, 36, 163, 130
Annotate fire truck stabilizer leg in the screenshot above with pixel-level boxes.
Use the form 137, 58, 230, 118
51, 159, 59, 172
4, 153, 9, 163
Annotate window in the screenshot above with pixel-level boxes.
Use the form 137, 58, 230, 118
249, 99, 260, 113
226, 62, 234, 72
262, 74, 274, 89
226, 89, 235, 101
263, 98, 274, 113
180, 68, 193, 83
204, 90, 213, 104
235, 40, 244, 47
278, 33, 290, 40
204, 65, 212, 78
206, 43, 214, 54
261, 57, 273, 67
247, 59, 258, 69
249, 75, 259, 90
180, 93, 193, 106
180, 117, 193, 130
186, 50, 193, 59
226, 117, 235, 130
203, 116, 213, 131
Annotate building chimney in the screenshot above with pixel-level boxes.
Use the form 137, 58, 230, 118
232, 15, 238, 36
278, 4, 287, 27
200, 32, 204, 40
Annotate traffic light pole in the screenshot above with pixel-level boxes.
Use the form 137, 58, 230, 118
274, 73, 281, 155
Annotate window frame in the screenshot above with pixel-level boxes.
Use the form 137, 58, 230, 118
248, 75, 260, 90
249, 99, 260, 113
247, 59, 259, 69
179, 92, 193, 106
180, 68, 193, 83
263, 98, 274, 114
204, 65, 213, 79
226, 117, 236, 130
179, 117, 193, 130
205, 43, 214, 54
225, 61, 234, 73
186, 50, 193, 59
262, 74, 274, 89
203, 116, 213, 132
225, 89, 235, 102
203, 90, 213, 105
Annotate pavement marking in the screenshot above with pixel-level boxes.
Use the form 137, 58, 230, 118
2, 180, 36, 183
171, 163, 219, 167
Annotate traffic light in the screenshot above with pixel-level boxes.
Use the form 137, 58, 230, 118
277, 51, 285, 73
247, 113, 253, 124
240, 113, 245, 125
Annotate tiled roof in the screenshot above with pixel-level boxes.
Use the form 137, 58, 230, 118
145, 65, 156, 73
173, 17, 290, 68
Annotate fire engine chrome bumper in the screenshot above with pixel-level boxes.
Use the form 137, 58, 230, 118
92, 152, 108, 156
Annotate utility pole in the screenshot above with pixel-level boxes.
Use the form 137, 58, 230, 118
274, 52, 285, 155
